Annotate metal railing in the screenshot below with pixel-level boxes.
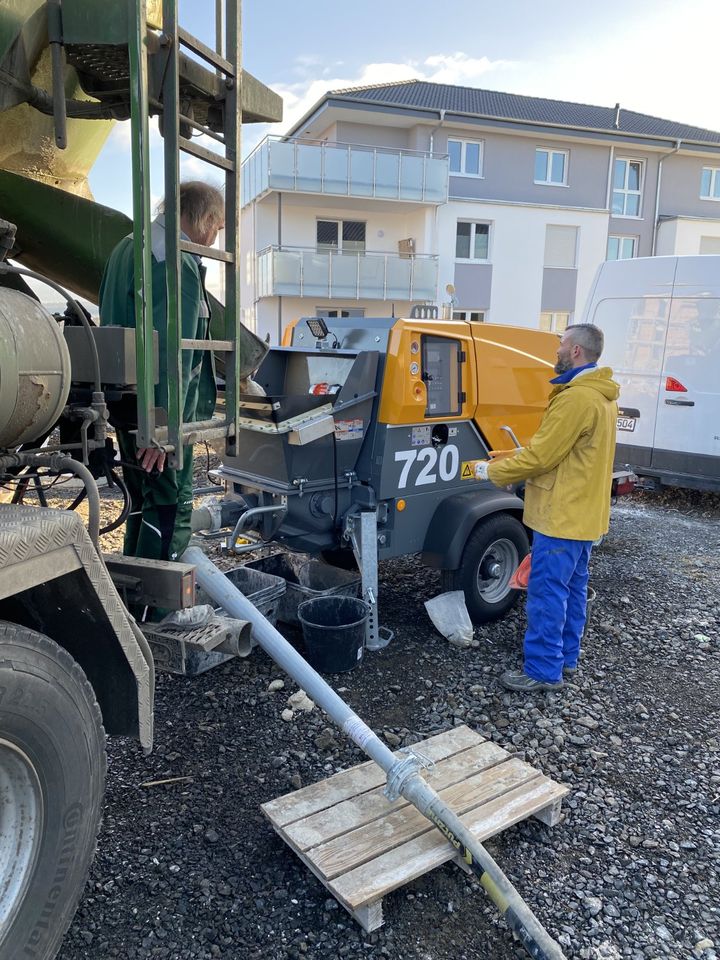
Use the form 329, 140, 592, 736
242, 136, 449, 207
256, 245, 439, 301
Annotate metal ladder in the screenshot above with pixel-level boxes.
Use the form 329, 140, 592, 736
128, 0, 242, 469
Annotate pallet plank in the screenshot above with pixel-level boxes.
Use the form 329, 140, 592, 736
285, 740, 508, 851
308, 758, 540, 880
262, 725, 486, 827
333, 777, 568, 910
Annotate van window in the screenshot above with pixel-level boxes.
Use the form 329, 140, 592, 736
663, 299, 720, 389
592, 297, 669, 374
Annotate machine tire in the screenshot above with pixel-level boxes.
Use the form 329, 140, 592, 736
0, 622, 106, 960
441, 514, 529, 624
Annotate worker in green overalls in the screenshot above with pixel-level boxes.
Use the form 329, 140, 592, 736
99, 181, 222, 563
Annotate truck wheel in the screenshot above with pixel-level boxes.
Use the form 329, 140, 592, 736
0, 622, 106, 960
441, 514, 529, 623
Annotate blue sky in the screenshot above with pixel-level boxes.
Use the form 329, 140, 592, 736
88, 0, 720, 219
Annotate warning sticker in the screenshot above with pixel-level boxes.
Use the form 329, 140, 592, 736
335, 419, 364, 441
461, 460, 487, 480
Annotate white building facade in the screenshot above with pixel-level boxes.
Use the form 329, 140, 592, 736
240, 81, 720, 343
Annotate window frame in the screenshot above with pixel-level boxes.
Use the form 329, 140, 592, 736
700, 167, 720, 201
534, 148, 569, 187
612, 158, 644, 219
452, 309, 486, 323
447, 138, 484, 178
455, 220, 491, 262
316, 218, 367, 253
421, 335, 463, 418
544, 224, 578, 269
539, 311, 571, 333
607, 235, 637, 260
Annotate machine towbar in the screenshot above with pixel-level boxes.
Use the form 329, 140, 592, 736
183, 547, 566, 960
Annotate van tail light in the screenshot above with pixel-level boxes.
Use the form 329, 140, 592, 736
665, 376, 687, 393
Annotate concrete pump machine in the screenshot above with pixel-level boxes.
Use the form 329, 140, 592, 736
0, 2, 571, 957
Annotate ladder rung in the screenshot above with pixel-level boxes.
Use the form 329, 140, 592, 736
179, 136, 234, 171
179, 112, 225, 145
180, 239, 234, 263
178, 27, 235, 77
182, 339, 235, 351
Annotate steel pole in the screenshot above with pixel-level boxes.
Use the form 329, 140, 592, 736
183, 547, 566, 960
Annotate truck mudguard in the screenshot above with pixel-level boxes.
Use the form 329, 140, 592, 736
422, 489, 525, 570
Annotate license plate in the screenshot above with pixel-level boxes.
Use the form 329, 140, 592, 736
617, 416, 637, 432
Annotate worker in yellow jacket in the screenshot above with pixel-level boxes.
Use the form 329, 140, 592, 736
476, 324, 619, 692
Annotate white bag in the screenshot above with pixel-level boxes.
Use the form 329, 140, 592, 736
424, 591, 474, 648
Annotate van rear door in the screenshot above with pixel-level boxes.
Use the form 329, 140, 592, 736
586, 258, 675, 468
652, 257, 720, 484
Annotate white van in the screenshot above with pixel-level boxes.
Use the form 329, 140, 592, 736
581, 255, 720, 492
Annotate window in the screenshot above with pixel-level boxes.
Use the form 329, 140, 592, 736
540, 312, 570, 333
453, 310, 486, 323
607, 236, 637, 260
699, 236, 720, 255
544, 225, 578, 268
422, 336, 462, 417
700, 167, 720, 200
316, 219, 366, 253
448, 139, 484, 177
316, 308, 365, 318
456, 221, 490, 260
535, 148, 568, 185
612, 159, 643, 217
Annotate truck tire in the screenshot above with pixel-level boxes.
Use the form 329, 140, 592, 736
0, 622, 106, 960
441, 514, 529, 624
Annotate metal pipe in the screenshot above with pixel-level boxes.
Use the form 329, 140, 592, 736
652, 139, 682, 255
2, 454, 101, 546
184, 547, 567, 960
47, 0, 67, 149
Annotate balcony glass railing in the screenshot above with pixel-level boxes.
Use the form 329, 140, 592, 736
256, 246, 438, 301
242, 137, 449, 206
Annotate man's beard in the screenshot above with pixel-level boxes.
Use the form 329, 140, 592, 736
554, 356, 573, 374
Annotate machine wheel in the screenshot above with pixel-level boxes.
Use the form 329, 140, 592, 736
441, 514, 529, 623
0, 622, 106, 960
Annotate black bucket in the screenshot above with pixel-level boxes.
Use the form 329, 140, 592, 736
297, 596, 369, 674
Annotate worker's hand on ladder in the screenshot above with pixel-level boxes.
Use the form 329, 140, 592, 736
137, 447, 167, 474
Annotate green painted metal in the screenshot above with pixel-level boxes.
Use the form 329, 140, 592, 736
128, 0, 156, 448
161, 0, 183, 468
60, 0, 163, 45
0, 169, 130, 301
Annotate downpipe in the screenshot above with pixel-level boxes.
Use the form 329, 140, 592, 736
183, 546, 566, 960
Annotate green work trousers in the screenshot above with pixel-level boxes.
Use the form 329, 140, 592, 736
117, 430, 194, 562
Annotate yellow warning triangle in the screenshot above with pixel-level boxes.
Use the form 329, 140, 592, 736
461, 463, 473, 478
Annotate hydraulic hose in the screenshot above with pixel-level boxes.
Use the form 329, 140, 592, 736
31, 455, 101, 547
184, 546, 566, 960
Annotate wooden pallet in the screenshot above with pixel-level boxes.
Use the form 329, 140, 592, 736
261, 724, 568, 932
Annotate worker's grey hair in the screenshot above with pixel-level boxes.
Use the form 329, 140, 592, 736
564, 323, 604, 362
158, 181, 224, 231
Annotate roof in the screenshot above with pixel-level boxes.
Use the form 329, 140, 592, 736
315, 79, 720, 145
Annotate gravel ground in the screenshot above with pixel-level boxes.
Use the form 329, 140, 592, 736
53, 488, 720, 960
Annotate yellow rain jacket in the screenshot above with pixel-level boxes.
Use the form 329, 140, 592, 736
487, 367, 620, 541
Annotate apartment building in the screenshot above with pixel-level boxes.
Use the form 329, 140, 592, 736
240, 80, 720, 342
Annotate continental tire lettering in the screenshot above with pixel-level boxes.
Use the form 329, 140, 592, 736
24, 801, 83, 957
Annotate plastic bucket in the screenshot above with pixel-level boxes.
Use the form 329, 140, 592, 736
297, 596, 369, 674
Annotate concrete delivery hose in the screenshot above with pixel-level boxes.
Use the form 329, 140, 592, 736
183, 546, 566, 960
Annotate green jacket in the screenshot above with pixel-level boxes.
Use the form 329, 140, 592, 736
487, 367, 620, 541
98, 215, 217, 424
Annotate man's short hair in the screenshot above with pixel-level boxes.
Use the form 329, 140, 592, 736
159, 181, 224, 232
565, 323, 604, 362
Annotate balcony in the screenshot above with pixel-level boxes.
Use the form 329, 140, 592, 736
256, 246, 439, 301
242, 136, 449, 207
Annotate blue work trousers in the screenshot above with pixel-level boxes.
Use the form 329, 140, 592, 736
524, 532, 593, 684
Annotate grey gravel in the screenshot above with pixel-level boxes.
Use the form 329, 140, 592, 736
57, 489, 720, 960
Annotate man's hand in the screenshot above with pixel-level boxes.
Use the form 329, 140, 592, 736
474, 460, 490, 481
137, 446, 166, 473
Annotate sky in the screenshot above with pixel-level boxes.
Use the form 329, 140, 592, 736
88, 0, 720, 218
